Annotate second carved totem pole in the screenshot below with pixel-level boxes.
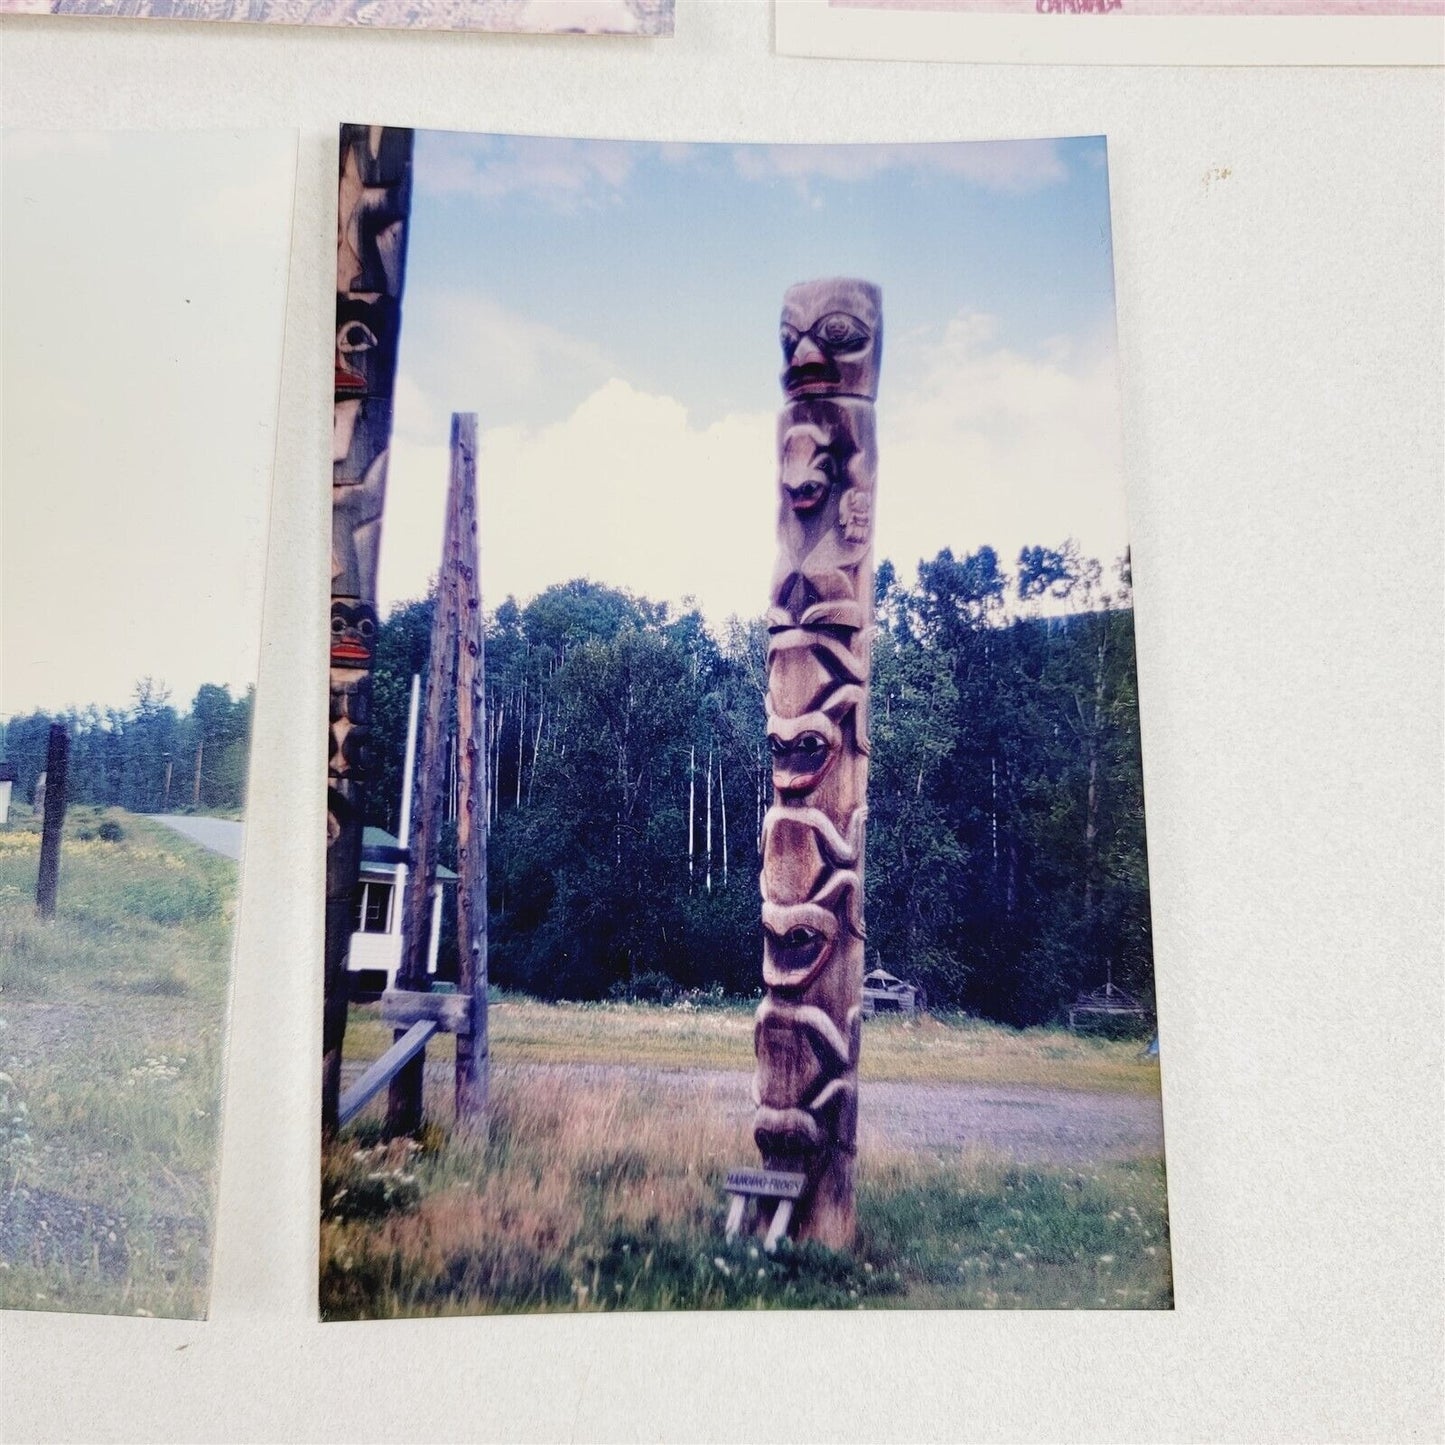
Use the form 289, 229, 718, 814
324, 125, 414, 1134
753, 279, 882, 1248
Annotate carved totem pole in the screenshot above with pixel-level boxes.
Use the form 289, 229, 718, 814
753, 279, 882, 1248
324, 125, 414, 1134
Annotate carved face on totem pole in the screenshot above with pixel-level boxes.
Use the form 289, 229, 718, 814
764, 629, 867, 802
779, 279, 883, 402
330, 600, 378, 669
771, 399, 877, 631
755, 279, 881, 1248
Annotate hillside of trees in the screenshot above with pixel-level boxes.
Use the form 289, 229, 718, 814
2, 680, 254, 816
370, 541, 1154, 1028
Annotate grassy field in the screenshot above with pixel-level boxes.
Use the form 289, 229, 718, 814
324, 999, 1170, 1317
0, 806, 237, 1318
344, 996, 1161, 1094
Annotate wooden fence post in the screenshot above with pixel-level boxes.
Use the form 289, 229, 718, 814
449, 414, 489, 1123
323, 124, 415, 1137
387, 415, 490, 1131
753, 279, 882, 1248
35, 723, 70, 920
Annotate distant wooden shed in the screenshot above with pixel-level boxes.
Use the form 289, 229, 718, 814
862, 967, 924, 1017
1068, 979, 1147, 1032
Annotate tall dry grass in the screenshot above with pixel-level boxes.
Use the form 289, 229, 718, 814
323, 1069, 752, 1317
321, 1066, 1171, 1318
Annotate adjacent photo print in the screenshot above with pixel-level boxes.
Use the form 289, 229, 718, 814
0, 0, 672, 36
776, 0, 1445, 66
0, 129, 295, 1317
322, 124, 1170, 1318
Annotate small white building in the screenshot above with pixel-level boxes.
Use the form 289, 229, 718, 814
347, 825, 456, 995
0, 763, 14, 826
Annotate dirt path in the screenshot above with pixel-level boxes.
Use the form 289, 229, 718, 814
348, 1059, 1165, 1166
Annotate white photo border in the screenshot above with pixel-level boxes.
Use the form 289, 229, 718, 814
776, 0, 1445, 66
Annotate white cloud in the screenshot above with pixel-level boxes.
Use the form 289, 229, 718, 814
418, 135, 1073, 214
380, 380, 775, 620
878, 311, 1130, 585
379, 311, 1131, 628
420, 136, 638, 211
731, 139, 1070, 194
396, 291, 615, 440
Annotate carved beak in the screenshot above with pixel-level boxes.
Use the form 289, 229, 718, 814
783, 334, 837, 394
791, 334, 826, 370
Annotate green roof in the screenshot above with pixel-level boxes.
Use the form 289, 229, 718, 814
361, 826, 458, 882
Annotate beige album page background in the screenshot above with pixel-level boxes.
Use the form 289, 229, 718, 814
0, 2, 1441, 1439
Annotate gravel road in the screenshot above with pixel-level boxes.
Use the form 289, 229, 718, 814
348, 1060, 1166, 1167
0, 1183, 205, 1280
151, 814, 244, 861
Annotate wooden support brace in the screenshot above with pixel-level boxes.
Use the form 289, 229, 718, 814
338, 1020, 439, 1126
381, 989, 471, 1034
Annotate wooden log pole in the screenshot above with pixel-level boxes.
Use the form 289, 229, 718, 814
386, 423, 461, 1135
753, 279, 882, 1248
323, 124, 415, 1136
449, 414, 490, 1123
35, 723, 70, 920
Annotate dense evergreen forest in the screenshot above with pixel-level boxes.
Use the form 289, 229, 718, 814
370, 541, 1154, 1028
2, 681, 254, 816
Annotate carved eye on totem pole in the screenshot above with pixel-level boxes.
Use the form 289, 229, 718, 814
761, 871, 863, 992
761, 903, 837, 991
330, 601, 378, 668
768, 725, 836, 796
779, 279, 883, 401
771, 923, 827, 975
335, 319, 379, 399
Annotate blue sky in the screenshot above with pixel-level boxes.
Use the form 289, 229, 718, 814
381, 132, 1129, 624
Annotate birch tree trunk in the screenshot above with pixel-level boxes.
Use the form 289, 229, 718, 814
719, 749, 729, 887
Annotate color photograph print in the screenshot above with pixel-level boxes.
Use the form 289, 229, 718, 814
0, 130, 294, 1317
776, 0, 1445, 65
0, 0, 671, 34
322, 125, 1170, 1319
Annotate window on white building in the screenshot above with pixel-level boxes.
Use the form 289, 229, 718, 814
353, 880, 394, 934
